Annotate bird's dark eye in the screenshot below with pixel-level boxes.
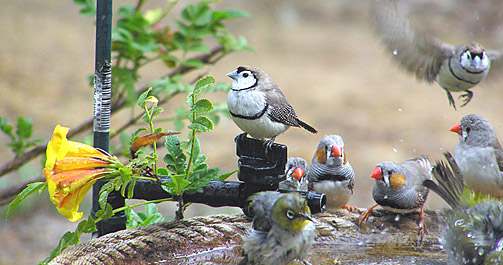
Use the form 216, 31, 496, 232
243, 73, 249, 78
286, 210, 295, 219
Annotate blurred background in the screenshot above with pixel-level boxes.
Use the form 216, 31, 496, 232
1, 0, 502, 263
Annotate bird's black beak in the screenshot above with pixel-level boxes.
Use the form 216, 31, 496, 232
301, 213, 314, 222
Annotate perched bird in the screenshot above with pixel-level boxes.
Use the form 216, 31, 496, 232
359, 156, 432, 239
307, 135, 356, 211
227, 66, 317, 146
240, 191, 315, 265
423, 152, 503, 265
279, 157, 309, 192
370, 0, 503, 109
450, 114, 503, 198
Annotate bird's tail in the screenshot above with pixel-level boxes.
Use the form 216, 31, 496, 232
422, 152, 464, 209
297, 120, 318, 134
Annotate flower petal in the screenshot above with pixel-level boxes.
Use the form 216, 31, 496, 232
66, 141, 109, 160
56, 180, 96, 222
53, 157, 111, 173
45, 125, 70, 170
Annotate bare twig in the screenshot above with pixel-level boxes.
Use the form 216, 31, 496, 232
0, 45, 224, 179
0, 45, 226, 205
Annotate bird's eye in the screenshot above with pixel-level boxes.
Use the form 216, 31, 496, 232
286, 210, 295, 219
243, 73, 249, 78
466, 127, 471, 135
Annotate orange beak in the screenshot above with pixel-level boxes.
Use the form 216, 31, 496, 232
291, 168, 304, 181
450, 122, 462, 135
331, 144, 343, 157
370, 167, 382, 180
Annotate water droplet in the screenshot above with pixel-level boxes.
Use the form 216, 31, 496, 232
358, 241, 365, 246
439, 147, 443, 151
384, 195, 388, 199
478, 248, 485, 256
399, 139, 404, 143
411, 148, 416, 154
398, 108, 402, 112
394, 215, 400, 222
495, 239, 503, 251
454, 219, 464, 226
467, 232, 473, 238
392, 146, 398, 152
393, 49, 398, 56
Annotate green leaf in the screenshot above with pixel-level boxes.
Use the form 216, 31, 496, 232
220, 10, 250, 20
187, 76, 215, 107
137, 87, 152, 108
152, 107, 164, 118
96, 204, 114, 220
98, 182, 114, 210
192, 99, 214, 114
217, 169, 238, 181
6, 182, 47, 219
157, 167, 170, 176
185, 168, 219, 194
77, 216, 97, 233
188, 44, 210, 54
194, 7, 212, 26
73, 0, 96, 16
188, 116, 214, 132
182, 58, 204, 69
16, 117, 33, 139
0, 117, 15, 141
42, 230, 81, 264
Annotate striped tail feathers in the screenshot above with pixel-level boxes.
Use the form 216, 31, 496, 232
423, 152, 464, 209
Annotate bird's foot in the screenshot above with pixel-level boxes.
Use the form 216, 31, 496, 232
235, 132, 248, 143
458, 90, 473, 107
301, 259, 313, 265
445, 90, 457, 110
343, 205, 358, 212
263, 136, 277, 158
417, 206, 427, 244
358, 204, 379, 225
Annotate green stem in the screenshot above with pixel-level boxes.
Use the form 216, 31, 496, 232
112, 198, 175, 214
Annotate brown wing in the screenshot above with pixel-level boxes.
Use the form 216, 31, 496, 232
267, 91, 301, 127
370, 0, 454, 82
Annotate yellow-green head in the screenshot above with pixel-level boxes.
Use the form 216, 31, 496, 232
273, 192, 313, 233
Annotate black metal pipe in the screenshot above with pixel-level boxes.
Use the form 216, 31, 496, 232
128, 178, 326, 214
92, 0, 126, 236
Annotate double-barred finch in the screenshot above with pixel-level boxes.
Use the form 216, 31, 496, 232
240, 191, 315, 265
450, 114, 503, 198
423, 152, 503, 265
370, 0, 503, 109
359, 156, 432, 240
227, 66, 317, 145
307, 135, 356, 211
279, 157, 309, 192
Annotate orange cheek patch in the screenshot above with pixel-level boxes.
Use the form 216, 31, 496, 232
315, 147, 327, 164
343, 151, 347, 165
390, 174, 406, 190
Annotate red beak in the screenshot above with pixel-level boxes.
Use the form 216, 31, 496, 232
450, 122, 462, 135
370, 167, 382, 180
291, 168, 304, 181
331, 144, 343, 157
